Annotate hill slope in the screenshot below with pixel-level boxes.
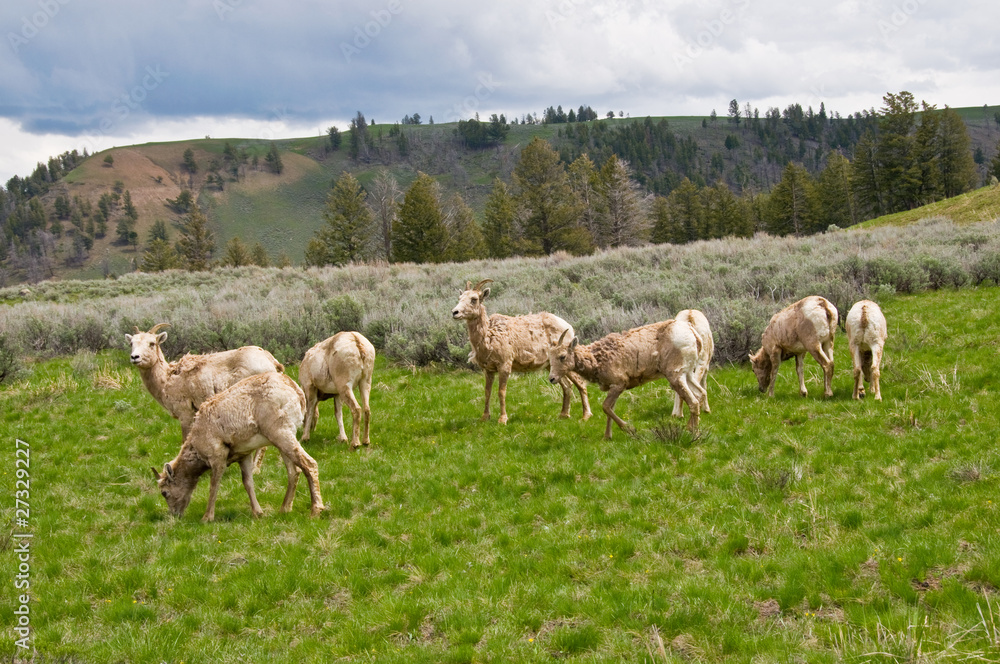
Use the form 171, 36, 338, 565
18, 105, 1000, 282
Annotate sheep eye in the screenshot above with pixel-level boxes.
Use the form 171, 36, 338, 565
471, 297, 477, 304
559, 355, 566, 361
149, 342, 155, 347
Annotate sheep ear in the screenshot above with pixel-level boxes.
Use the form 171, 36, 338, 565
125, 334, 133, 343
151, 466, 161, 480
465, 281, 472, 290
163, 463, 174, 480
481, 287, 490, 300
156, 332, 168, 345
569, 337, 579, 350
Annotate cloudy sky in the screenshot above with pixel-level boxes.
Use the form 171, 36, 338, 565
2, 0, 998, 183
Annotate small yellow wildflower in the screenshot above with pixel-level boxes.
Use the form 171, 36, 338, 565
897, 557, 902, 562
529, 638, 534, 643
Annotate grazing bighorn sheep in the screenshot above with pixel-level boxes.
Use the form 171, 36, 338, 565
299, 331, 375, 449
125, 323, 283, 441
671, 309, 713, 418
749, 296, 838, 398
451, 279, 591, 424
151, 372, 324, 522
547, 320, 705, 438
846, 300, 888, 401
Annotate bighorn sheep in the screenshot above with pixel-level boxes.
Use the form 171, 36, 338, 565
749, 296, 838, 398
451, 279, 591, 424
299, 331, 375, 449
151, 372, 324, 522
846, 300, 887, 401
547, 320, 705, 438
671, 309, 713, 418
125, 323, 283, 441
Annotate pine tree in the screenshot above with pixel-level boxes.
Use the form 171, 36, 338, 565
392, 172, 448, 263
767, 163, 817, 236
482, 178, 517, 259
851, 133, 884, 220
701, 182, 749, 239
141, 238, 181, 272
305, 172, 374, 266
221, 236, 252, 267
816, 152, 857, 228
182, 148, 197, 174
991, 138, 1000, 181
568, 154, 603, 243
250, 242, 270, 267
664, 178, 704, 243
913, 103, 942, 203
512, 137, 590, 255
176, 207, 216, 271
876, 91, 921, 213
937, 106, 978, 197
443, 194, 486, 262
368, 169, 401, 261
148, 219, 170, 243
264, 143, 283, 174
596, 155, 649, 247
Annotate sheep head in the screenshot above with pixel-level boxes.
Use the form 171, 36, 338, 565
125, 323, 171, 368
748, 348, 772, 392
151, 461, 193, 517
547, 329, 579, 384
451, 279, 493, 320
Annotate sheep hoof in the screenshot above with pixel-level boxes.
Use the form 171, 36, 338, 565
581, 412, 592, 421
498, 415, 508, 425
558, 412, 570, 419
479, 413, 491, 422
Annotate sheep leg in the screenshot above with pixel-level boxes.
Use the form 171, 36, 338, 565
671, 390, 684, 418
601, 385, 632, 439
567, 371, 592, 421
669, 374, 701, 433
343, 387, 363, 449
767, 351, 782, 397
301, 388, 319, 442
698, 362, 711, 413
870, 346, 884, 401
557, 376, 573, 419
202, 462, 227, 523
278, 450, 300, 513
252, 448, 266, 474
850, 343, 865, 400
359, 375, 372, 446
497, 370, 510, 425
810, 347, 834, 398
333, 394, 348, 443
795, 353, 808, 397
238, 454, 264, 518
481, 371, 495, 421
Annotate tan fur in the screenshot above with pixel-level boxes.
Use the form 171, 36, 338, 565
299, 331, 375, 448
125, 324, 283, 441
452, 280, 591, 424
749, 296, 838, 398
846, 300, 888, 401
672, 309, 713, 418
152, 373, 323, 522
547, 320, 705, 438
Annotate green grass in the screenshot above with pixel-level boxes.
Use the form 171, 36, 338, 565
2, 286, 1000, 662
861, 183, 1000, 228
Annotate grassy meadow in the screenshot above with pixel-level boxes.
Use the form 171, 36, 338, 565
1, 288, 1000, 660
3, 219, 1000, 662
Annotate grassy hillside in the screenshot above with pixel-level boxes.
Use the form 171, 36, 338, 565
2, 284, 999, 662
22, 104, 998, 284
860, 182, 1000, 229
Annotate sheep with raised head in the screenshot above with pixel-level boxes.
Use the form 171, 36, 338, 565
451, 279, 591, 424
846, 300, 888, 401
299, 331, 375, 449
671, 309, 713, 418
547, 320, 705, 438
125, 323, 284, 441
151, 372, 324, 522
749, 296, 838, 398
